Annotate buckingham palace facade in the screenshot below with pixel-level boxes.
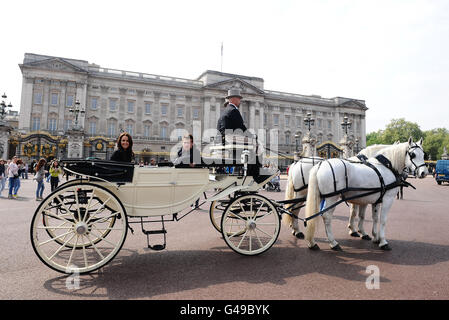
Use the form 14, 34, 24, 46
15, 53, 367, 166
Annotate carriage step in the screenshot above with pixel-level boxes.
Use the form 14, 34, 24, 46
142, 229, 167, 235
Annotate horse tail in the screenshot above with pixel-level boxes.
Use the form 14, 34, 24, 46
305, 165, 322, 247
282, 173, 295, 227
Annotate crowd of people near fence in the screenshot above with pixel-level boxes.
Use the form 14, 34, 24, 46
0, 156, 64, 201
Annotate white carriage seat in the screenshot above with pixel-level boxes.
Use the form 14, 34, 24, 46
209, 134, 258, 164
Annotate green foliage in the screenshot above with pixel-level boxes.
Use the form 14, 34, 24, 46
422, 128, 449, 160
366, 119, 449, 159
366, 130, 384, 146
381, 118, 423, 144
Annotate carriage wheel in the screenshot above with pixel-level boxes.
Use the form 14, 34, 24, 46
42, 181, 116, 249
30, 182, 128, 274
221, 194, 280, 256
209, 199, 230, 233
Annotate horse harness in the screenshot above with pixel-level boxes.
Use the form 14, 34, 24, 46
301, 149, 419, 227
293, 157, 322, 193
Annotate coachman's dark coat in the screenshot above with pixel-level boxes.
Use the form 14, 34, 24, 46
216, 103, 247, 135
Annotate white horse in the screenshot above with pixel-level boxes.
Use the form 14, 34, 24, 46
346, 142, 400, 240
304, 138, 427, 251
283, 143, 395, 240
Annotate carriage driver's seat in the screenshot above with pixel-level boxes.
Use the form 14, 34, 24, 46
209, 133, 270, 183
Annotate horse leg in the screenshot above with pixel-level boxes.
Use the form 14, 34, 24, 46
371, 203, 381, 244
378, 196, 395, 250
357, 204, 371, 240
291, 205, 305, 239
348, 203, 360, 237
321, 196, 342, 251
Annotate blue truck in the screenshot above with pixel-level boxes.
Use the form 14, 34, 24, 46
435, 159, 449, 185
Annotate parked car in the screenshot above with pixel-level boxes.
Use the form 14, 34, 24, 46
435, 159, 449, 185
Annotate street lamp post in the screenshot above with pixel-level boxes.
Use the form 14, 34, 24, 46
69, 99, 85, 129
341, 116, 352, 136
354, 138, 359, 154
304, 113, 315, 132
0, 93, 13, 124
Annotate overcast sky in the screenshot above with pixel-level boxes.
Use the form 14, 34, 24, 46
2, 0, 448, 133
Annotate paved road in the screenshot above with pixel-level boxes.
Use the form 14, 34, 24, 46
1, 175, 448, 300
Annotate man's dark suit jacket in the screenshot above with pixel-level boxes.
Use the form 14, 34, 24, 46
217, 104, 247, 135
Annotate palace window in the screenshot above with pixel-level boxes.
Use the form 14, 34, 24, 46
145, 102, 151, 114
127, 100, 135, 113
91, 97, 98, 110
126, 123, 134, 135
34, 92, 43, 105
89, 122, 96, 135
285, 116, 290, 126
64, 119, 72, 131
160, 126, 167, 138
273, 114, 279, 126
109, 99, 117, 111
193, 108, 199, 119
108, 122, 116, 137
48, 118, 57, 132
51, 93, 59, 105
32, 117, 40, 131
67, 95, 74, 107
144, 125, 151, 137
177, 106, 184, 117
161, 104, 168, 116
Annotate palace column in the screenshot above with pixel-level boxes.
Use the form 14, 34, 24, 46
18, 76, 34, 133
42, 80, 50, 130
203, 96, 210, 131
58, 81, 67, 135
249, 101, 256, 132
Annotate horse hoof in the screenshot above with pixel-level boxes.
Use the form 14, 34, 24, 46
362, 235, 372, 241
373, 239, 380, 244
350, 232, 360, 238
380, 244, 392, 251
295, 232, 305, 239
309, 244, 320, 251
331, 244, 343, 251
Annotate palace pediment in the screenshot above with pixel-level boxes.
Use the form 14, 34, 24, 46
337, 98, 368, 111
23, 57, 88, 73
203, 78, 264, 96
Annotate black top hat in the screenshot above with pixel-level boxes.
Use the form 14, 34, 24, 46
226, 88, 243, 99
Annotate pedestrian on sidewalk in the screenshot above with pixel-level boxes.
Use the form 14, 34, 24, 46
13, 158, 24, 197
0, 159, 6, 197
7, 156, 19, 199
34, 158, 47, 201
49, 159, 63, 192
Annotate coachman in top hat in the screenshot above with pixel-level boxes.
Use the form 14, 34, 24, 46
217, 88, 247, 137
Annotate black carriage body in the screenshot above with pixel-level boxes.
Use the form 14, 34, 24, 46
61, 159, 134, 183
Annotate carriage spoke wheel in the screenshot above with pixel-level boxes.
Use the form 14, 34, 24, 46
221, 194, 280, 256
30, 183, 128, 274
209, 199, 230, 233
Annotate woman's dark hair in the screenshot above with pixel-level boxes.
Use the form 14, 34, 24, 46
35, 158, 46, 172
116, 132, 134, 157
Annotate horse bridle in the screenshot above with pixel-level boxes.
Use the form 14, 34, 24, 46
406, 144, 426, 176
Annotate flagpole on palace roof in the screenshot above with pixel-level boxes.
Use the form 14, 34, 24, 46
221, 42, 223, 72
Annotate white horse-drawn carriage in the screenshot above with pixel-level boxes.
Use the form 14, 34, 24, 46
30, 136, 283, 274
30, 136, 428, 275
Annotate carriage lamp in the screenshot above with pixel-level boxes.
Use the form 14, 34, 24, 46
304, 113, 315, 132
341, 116, 352, 135
69, 99, 85, 129
0, 92, 13, 123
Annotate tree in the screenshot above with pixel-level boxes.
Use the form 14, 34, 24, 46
366, 130, 384, 146
381, 118, 423, 144
422, 128, 449, 160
